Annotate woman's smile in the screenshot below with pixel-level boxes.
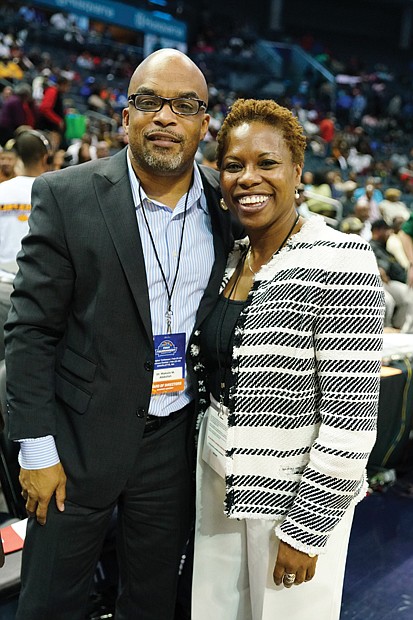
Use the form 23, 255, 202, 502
236, 193, 271, 212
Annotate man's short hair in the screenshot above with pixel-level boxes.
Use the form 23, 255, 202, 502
371, 219, 391, 232
14, 130, 51, 167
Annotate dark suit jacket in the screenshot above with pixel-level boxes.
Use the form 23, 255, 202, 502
5, 148, 235, 508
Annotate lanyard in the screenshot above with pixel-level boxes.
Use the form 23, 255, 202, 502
138, 176, 192, 334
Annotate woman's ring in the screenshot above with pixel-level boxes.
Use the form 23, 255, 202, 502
283, 573, 296, 584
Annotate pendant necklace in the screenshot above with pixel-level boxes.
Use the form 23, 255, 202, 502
246, 212, 300, 276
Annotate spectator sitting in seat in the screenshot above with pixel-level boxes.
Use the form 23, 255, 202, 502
370, 219, 413, 332
305, 169, 334, 217
339, 215, 363, 235
399, 213, 413, 287
355, 182, 381, 222
96, 141, 110, 159
66, 133, 97, 165
386, 216, 410, 270
352, 198, 372, 241
337, 179, 358, 218
294, 183, 314, 219
379, 187, 410, 225
354, 177, 383, 206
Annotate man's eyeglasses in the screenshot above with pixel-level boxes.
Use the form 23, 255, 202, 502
128, 93, 207, 116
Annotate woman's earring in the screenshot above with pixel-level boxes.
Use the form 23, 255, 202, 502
220, 198, 229, 211
295, 188, 300, 200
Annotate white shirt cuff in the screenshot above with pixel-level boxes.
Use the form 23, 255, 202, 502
17, 435, 60, 469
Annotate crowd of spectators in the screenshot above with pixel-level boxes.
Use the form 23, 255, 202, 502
1, 3, 413, 335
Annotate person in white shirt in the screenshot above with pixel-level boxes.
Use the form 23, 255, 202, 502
386, 215, 410, 270
354, 197, 372, 241
0, 130, 51, 264
0, 130, 51, 359
379, 187, 410, 225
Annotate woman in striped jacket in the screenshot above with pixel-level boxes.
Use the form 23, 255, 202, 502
190, 99, 385, 620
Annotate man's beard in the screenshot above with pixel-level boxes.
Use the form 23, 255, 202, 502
131, 141, 187, 175
143, 147, 185, 173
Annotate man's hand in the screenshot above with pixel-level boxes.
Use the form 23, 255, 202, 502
19, 463, 67, 526
273, 540, 318, 588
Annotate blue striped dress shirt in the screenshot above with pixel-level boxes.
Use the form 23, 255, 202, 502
127, 154, 215, 416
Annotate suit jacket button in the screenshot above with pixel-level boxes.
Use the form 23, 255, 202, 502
136, 408, 146, 418
144, 361, 153, 371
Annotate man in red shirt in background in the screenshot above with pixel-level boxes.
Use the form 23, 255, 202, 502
319, 112, 335, 157
38, 75, 70, 149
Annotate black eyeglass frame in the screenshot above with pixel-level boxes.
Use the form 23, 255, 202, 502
128, 93, 207, 116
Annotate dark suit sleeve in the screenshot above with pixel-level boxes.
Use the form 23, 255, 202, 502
5, 174, 75, 440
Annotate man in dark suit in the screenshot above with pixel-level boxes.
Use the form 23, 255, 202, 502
5, 49, 236, 619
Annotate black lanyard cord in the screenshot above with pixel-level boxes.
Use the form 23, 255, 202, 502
138, 174, 193, 333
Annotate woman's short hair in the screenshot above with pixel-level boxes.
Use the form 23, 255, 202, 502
216, 98, 307, 168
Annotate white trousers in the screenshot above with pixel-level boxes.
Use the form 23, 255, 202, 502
192, 408, 355, 620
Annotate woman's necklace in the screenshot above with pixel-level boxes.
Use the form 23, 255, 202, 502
246, 213, 300, 275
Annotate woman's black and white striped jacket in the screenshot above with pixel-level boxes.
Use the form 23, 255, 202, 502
190, 216, 385, 555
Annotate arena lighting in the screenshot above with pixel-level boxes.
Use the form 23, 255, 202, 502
149, 0, 168, 6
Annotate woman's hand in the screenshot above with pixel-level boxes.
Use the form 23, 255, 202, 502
273, 540, 318, 588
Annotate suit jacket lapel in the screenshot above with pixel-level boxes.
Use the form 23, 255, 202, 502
92, 149, 153, 345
